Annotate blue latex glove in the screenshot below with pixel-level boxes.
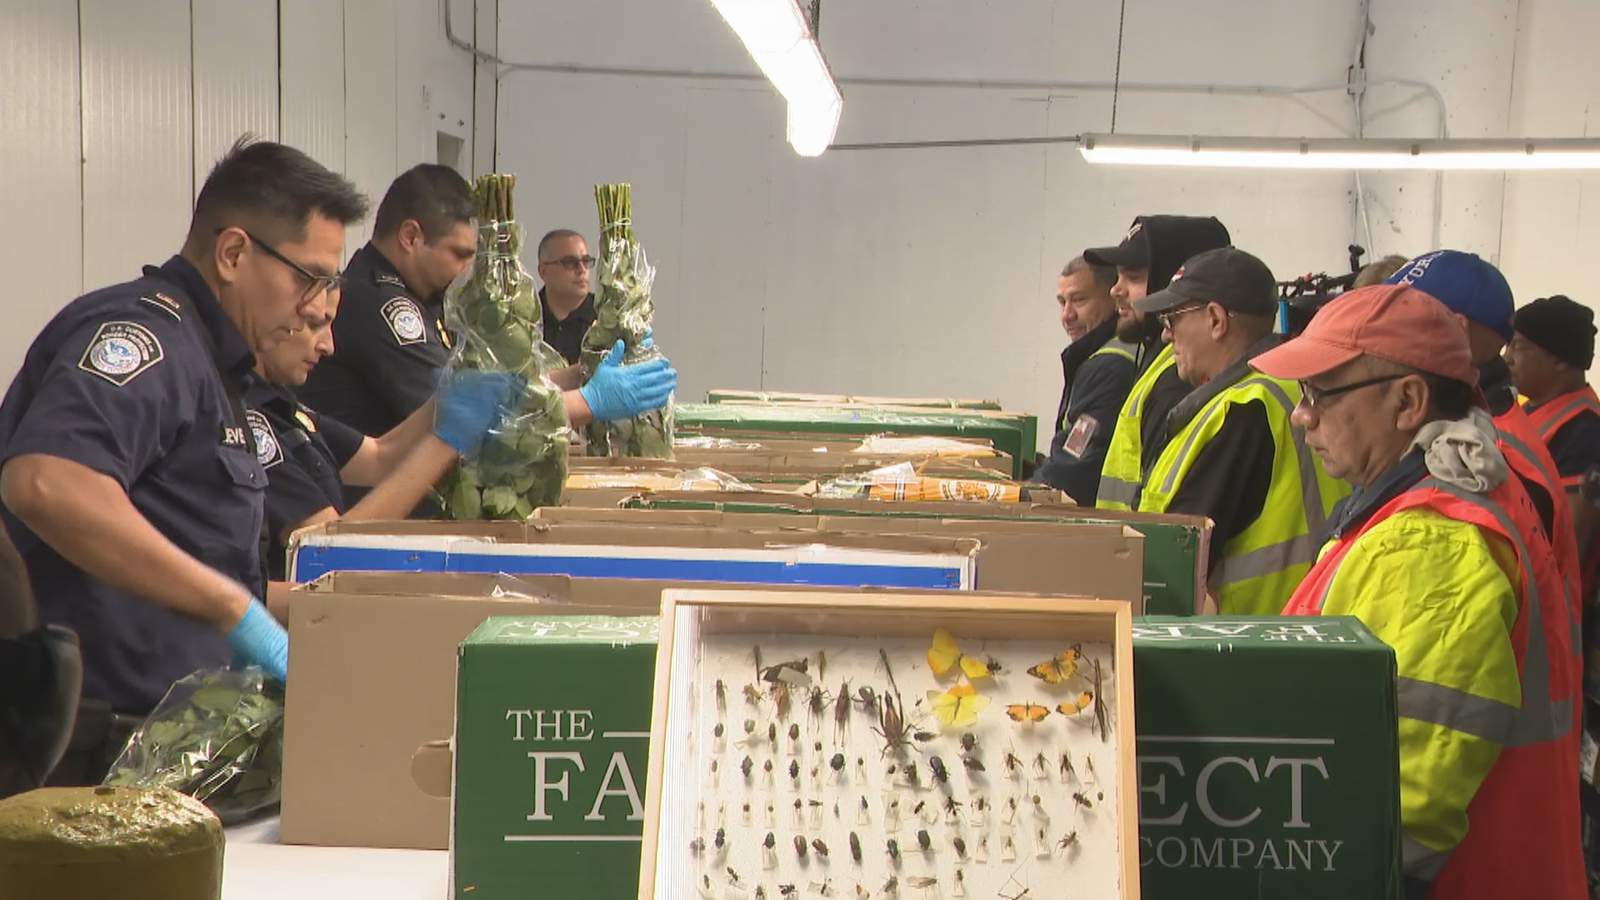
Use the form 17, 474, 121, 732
434, 370, 524, 457
228, 600, 288, 683
580, 340, 678, 422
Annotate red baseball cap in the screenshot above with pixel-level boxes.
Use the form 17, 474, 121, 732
1251, 284, 1477, 385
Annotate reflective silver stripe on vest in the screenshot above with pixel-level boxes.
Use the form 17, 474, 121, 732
1401, 833, 1452, 880
1535, 394, 1600, 440
1216, 531, 1321, 585
1495, 424, 1584, 656
1097, 476, 1140, 507
1399, 478, 1570, 747
1156, 390, 1235, 496
1395, 677, 1517, 743
1258, 376, 1329, 539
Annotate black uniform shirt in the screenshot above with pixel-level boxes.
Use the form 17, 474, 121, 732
539, 288, 596, 366
243, 377, 365, 581
1036, 318, 1138, 503
299, 243, 451, 437
0, 256, 266, 713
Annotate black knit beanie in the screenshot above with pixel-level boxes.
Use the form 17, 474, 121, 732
1514, 295, 1596, 370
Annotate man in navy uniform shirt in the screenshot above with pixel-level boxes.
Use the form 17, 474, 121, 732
0, 138, 370, 781
300, 164, 475, 438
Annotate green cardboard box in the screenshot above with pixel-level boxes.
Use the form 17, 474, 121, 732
452, 616, 660, 899
1133, 616, 1401, 900
675, 402, 1038, 478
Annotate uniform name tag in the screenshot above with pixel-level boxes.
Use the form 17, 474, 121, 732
221, 425, 249, 449
382, 297, 427, 346
77, 321, 164, 386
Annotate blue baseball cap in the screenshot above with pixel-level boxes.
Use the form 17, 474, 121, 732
1384, 250, 1514, 341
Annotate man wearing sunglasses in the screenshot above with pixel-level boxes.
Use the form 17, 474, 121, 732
535, 229, 600, 367
301, 165, 477, 442
1131, 248, 1349, 615
0, 138, 368, 782
1255, 284, 1583, 900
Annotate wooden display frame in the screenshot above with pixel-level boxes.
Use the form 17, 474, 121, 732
638, 589, 1139, 899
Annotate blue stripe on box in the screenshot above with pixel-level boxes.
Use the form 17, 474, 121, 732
291, 545, 965, 589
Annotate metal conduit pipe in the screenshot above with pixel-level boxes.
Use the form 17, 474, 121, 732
442, 0, 1449, 243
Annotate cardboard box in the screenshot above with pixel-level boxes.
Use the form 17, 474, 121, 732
705, 388, 1003, 410
532, 506, 1146, 606
280, 566, 1140, 851
287, 520, 982, 590
285, 518, 1145, 606
675, 403, 1038, 478
621, 490, 1207, 615
1132, 617, 1400, 900
280, 572, 664, 849
452, 615, 659, 900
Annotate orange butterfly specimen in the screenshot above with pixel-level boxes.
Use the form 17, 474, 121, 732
1026, 645, 1083, 685
1057, 691, 1094, 717
1004, 703, 1051, 724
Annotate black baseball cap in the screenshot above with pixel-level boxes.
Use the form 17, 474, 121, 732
1135, 247, 1277, 317
1083, 218, 1151, 268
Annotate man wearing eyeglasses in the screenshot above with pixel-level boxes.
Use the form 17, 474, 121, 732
534, 229, 599, 366
0, 138, 368, 781
1255, 284, 1583, 900
300, 165, 477, 440
1130, 248, 1349, 615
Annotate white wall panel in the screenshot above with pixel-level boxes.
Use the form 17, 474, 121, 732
342, 0, 400, 256
79, 0, 193, 290
193, 0, 280, 194
0, 1, 82, 384
280, 0, 347, 176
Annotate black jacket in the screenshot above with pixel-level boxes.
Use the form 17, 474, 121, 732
1130, 215, 1232, 471
1036, 318, 1138, 503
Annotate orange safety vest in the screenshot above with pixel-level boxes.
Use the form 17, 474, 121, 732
1526, 385, 1600, 490
1495, 404, 1584, 649
1283, 474, 1583, 900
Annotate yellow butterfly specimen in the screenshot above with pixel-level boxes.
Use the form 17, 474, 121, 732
1004, 703, 1051, 724
926, 683, 991, 728
1026, 644, 1084, 685
927, 627, 997, 681
1057, 691, 1094, 717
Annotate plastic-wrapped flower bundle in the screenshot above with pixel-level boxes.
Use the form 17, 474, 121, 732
437, 174, 570, 518
580, 183, 675, 458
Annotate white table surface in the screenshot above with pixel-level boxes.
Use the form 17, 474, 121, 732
223, 817, 448, 900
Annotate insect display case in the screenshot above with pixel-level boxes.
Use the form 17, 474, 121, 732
639, 590, 1137, 900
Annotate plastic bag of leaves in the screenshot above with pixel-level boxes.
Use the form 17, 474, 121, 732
103, 667, 284, 825
579, 183, 675, 459
435, 173, 571, 519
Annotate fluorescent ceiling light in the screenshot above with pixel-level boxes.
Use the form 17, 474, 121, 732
709, 0, 842, 156
1079, 134, 1600, 171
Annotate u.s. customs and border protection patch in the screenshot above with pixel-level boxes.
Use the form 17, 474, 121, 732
77, 321, 164, 386
245, 410, 283, 469
382, 297, 427, 346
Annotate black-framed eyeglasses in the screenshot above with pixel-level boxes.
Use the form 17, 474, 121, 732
1297, 373, 1407, 409
542, 254, 596, 272
1157, 302, 1211, 331
228, 228, 344, 302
